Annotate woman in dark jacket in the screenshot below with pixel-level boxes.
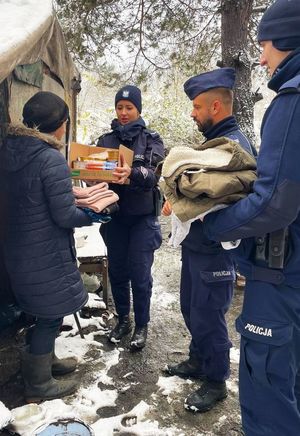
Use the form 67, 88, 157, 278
98, 85, 164, 350
1, 92, 92, 402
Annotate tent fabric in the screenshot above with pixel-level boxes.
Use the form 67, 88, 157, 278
0, 1, 79, 91
13, 62, 44, 88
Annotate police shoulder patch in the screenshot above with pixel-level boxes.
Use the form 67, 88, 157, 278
140, 167, 149, 179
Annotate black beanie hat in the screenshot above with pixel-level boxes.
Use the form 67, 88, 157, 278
23, 91, 69, 133
258, 0, 300, 51
115, 85, 142, 113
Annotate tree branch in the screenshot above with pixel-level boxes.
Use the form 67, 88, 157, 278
138, 0, 168, 69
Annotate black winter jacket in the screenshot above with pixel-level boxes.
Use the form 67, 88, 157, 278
97, 118, 165, 216
0, 125, 92, 318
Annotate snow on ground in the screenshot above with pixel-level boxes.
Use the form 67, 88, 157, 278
91, 401, 175, 436
5, 293, 181, 435
227, 379, 239, 395
156, 376, 193, 401
152, 285, 178, 309
230, 347, 240, 364
2, 220, 243, 435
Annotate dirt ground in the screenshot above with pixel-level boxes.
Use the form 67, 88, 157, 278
0, 216, 244, 435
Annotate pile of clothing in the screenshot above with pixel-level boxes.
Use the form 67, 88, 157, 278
160, 136, 257, 222
73, 182, 119, 223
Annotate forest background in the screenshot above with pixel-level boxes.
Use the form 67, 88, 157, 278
55, 0, 274, 148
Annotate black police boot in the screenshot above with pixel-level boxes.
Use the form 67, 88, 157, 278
164, 356, 205, 380
130, 325, 148, 351
184, 379, 227, 413
108, 315, 132, 343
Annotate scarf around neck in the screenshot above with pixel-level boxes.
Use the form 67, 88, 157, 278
111, 117, 146, 142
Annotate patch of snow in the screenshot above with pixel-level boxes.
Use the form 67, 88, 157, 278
55, 331, 102, 363
71, 384, 118, 422
101, 349, 120, 371
10, 401, 76, 435
157, 375, 192, 396
84, 293, 106, 310
230, 347, 240, 364
218, 415, 227, 423
227, 379, 239, 395
60, 314, 107, 338
91, 400, 173, 436
152, 285, 177, 309
97, 349, 120, 385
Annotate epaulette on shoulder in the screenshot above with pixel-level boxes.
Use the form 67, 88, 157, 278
279, 74, 300, 93
100, 130, 114, 138
96, 131, 114, 146
144, 128, 160, 138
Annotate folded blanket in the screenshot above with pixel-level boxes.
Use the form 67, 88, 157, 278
162, 137, 256, 178
75, 190, 115, 206
73, 182, 119, 213
72, 182, 108, 198
81, 192, 119, 213
161, 137, 257, 222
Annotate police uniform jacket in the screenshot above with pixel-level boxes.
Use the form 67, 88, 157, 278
182, 116, 256, 253
0, 125, 91, 318
203, 49, 300, 286
97, 118, 165, 216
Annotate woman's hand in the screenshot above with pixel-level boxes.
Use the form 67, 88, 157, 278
112, 153, 132, 184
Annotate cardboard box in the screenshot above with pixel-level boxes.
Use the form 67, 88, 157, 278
69, 142, 133, 181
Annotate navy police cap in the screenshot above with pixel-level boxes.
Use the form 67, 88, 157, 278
184, 67, 236, 100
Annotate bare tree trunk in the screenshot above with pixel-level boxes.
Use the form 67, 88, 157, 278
221, 0, 254, 142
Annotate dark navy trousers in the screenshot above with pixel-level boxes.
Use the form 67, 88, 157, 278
28, 317, 63, 355
180, 246, 234, 382
236, 280, 300, 436
100, 214, 162, 326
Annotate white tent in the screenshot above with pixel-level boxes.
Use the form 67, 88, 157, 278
0, 1, 81, 301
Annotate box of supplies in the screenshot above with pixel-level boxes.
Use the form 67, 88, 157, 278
69, 142, 133, 181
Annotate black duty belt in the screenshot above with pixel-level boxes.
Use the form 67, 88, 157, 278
255, 228, 289, 270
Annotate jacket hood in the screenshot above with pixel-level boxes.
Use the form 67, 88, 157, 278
1, 124, 64, 172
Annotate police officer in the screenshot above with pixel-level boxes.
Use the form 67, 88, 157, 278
164, 68, 256, 413
97, 85, 164, 351
203, 1, 300, 434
